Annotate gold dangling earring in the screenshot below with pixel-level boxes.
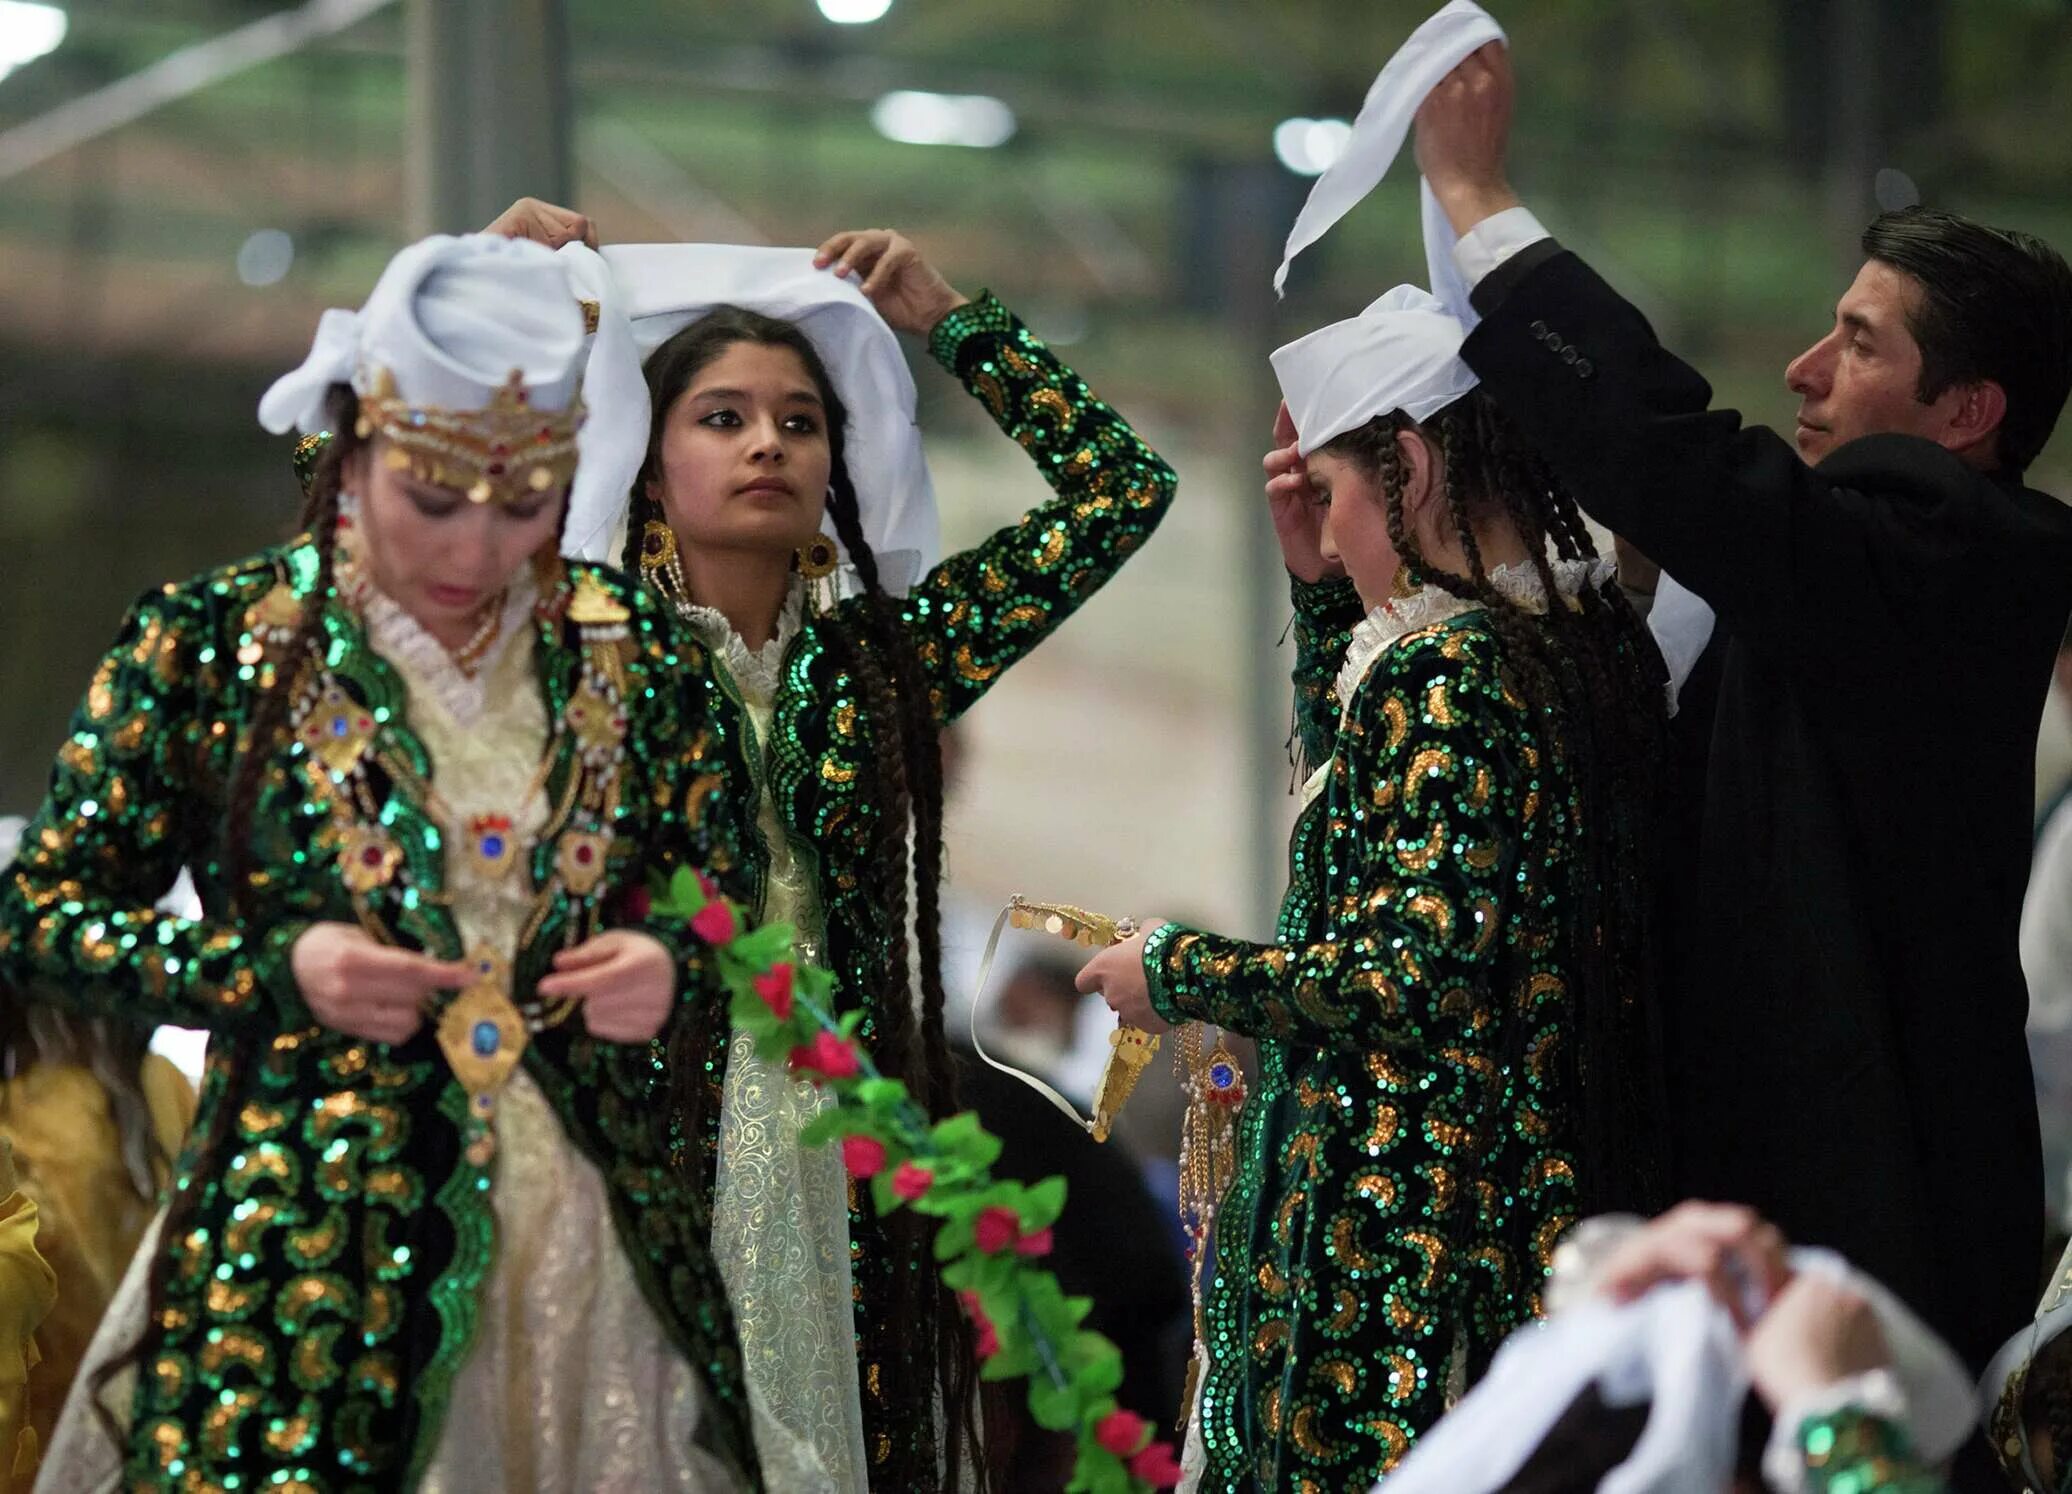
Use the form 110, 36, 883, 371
1390, 558, 1418, 599
793, 533, 840, 615
640, 519, 690, 611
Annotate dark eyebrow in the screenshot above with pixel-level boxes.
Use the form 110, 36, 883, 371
688, 386, 825, 409
1840, 309, 1877, 338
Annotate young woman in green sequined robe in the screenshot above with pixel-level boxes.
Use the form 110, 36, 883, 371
0, 241, 765, 1492
612, 229, 1177, 1490
1084, 390, 1666, 1491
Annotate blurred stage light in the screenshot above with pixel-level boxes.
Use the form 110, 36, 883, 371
0, 1, 67, 84
1273, 117, 1352, 177
818, 0, 892, 22
871, 90, 1015, 149
237, 228, 294, 286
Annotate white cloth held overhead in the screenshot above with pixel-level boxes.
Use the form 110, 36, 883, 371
1274, 0, 1507, 298
559, 243, 939, 592
1269, 284, 1479, 454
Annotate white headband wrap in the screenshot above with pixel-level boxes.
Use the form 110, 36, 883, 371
558, 242, 938, 594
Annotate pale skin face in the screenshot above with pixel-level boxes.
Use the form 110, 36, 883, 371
341, 438, 565, 651
647, 341, 833, 562
1784, 259, 2007, 467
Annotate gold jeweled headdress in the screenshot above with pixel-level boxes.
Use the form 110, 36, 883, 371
354, 365, 585, 506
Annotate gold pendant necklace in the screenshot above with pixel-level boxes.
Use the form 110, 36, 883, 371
437, 948, 530, 1166
282, 561, 637, 1169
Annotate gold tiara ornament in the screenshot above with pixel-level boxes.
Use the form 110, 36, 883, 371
354, 366, 584, 506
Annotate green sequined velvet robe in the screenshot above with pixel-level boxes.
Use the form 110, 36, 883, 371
0, 550, 764, 1491
1145, 575, 1584, 1491
693, 293, 1176, 1484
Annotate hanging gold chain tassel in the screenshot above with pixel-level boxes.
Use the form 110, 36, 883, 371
1175, 1021, 1245, 1434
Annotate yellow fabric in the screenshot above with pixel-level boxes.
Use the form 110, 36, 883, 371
0, 1142, 58, 1494
0, 1057, 189, 1471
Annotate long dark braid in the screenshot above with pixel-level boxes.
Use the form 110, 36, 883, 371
630, 309, 980, 1488
89, 389, 360, 1454
1326, 391, 1670, 1217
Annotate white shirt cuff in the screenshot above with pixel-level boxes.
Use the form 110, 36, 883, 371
1451, 205, 1553, 290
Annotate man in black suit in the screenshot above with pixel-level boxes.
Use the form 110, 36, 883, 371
1412, 42, 2072, 1377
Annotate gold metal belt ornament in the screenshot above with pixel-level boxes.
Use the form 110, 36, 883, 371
969, 895, 1161, 1142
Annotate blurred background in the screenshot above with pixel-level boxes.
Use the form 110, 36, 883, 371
4, 0, 2072, 1079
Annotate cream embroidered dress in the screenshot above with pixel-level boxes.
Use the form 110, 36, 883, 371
35, 574, 732, 1494
683, 586, 870, 1494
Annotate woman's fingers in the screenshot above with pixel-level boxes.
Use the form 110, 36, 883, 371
550, 939, 620, 971
858, 241, 908, 297
813, 230, 858, 268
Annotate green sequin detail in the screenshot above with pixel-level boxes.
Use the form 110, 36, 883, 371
1148, 612, 1585, 1488
692, 292, 1177, 1478
1, 549, 762, 1489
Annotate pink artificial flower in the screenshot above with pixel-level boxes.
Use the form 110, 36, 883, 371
752, 962, 796, 1020
891, 1160, 935, 1202
958, 1290, 1001, 1359
1013, 1226, 1054, 1259
787, 1030, 860, 1082
689, 900, 737, 945
841, 1135, 887, 1179
1094, 1409, 1148, 1458
1128, 1441, 1183, 1487
974, 1205, 1022, 1255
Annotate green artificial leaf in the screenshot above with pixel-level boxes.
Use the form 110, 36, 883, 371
1023, 1174, 1067, 1227
667, 864, 704, 913
854, 1077, 908, 1108
1028, 1373, 1083, 1433
798, 1108, 870, 1149
928, 1110, 1004, 1171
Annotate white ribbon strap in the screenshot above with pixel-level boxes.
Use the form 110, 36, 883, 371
966, 902, 1100, 1135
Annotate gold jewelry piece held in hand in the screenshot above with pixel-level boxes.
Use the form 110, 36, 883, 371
1005, 895, 1159, 1141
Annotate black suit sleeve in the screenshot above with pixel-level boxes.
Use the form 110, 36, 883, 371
1460, 245, 1996, 671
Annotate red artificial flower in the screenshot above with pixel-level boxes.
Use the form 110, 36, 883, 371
1013, 1226, 1054, 1258
841, 1134, 887, 1179
788, 1030, 860, 1082
1127, 1441, 1183, 1487
753, 962, 796, 1020
974, 1205, 1022, 1255
891, 1160, 935, 1202
689, 900, 737, 945
1094, 1409, 1148, 1458
958, 1290, 1001, 1359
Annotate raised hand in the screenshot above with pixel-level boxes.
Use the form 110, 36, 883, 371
1073, 925, 1173, 1036
1591, 1200, 1791, 1330
1265, 400, 1342, 583
814, 229, 969, 337
481, 196, 600, 250
1745, 1273, 1893, 1411
291, 923, 472, 1047
535, 929, 677, 1044
1413, 41, 1523, 236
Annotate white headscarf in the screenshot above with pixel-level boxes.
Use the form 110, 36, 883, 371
559, 243, 938, 595
257, 233, 645, 523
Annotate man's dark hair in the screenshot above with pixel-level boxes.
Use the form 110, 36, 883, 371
1862, 206, 2072, 478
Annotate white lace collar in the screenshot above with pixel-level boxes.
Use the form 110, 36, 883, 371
1333, 557, 1609, 713
343, 558, 540, 729
677, 578, 806, 706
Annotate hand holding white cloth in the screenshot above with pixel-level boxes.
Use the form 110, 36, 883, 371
1274, 0, 1506, 297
